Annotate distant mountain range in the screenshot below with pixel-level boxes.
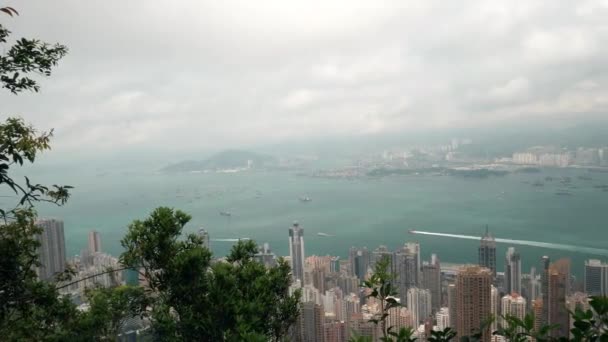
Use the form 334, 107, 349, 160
161, 150, 277, 173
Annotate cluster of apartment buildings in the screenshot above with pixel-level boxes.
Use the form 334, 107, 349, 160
511, 147, 608, 167
282, 223, 608, 342
33, 219, 608, 342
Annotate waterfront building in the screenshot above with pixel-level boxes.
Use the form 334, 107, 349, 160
349, 247, 370, 280
505, 247, 522, 295
88, 230, 102, 253
479, 227, 496, 279
584, 259, 608, 296
289, 222, 305, 282
422, 254, 442, 313
36, 219, 67, 281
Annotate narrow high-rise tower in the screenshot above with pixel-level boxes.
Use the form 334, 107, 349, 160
349, 246, 370, 280
395, 243, 421, 303
456, 266, 492, 342
547, 259, 570, 338
289, 222, 305, 282
407, 287, 432, 326
422, 254, 442, 313
478, 226, 496, 279
505, 247, 521, 294
447, 284, 457, 329
541, 256, 551, 326
88, 230, 102, 253
36, 219, 66, 282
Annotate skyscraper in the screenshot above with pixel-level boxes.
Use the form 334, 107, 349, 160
505, 247, 521, 295
522, 267, 539, 304
88, 230, 102, 253
198, 228, 210, 250
478, 226, 496, 279
407, 287, 431, 326
436, 307, 450, 331
500, 294, 526, 332
422, 254, 442, 313
395, 243, 420, 303
323, 321, 346, 342
36, 219, 67, 282
372, 245, 394, 274
490, 285, 499, 334
541, 256, 550, 326
584, 259, 608, 296
329, 256, 340, 273
532, 299, 543, 335
547, 259, 570, 338
289, 222, 305, 282
456, 266, 492, 342
300, 301, 325, 342
448, 284, 457, 329
311, 267, 326, 294
254, 242, 277, 267
349, 247, 370, 280
387, 307, 413, 332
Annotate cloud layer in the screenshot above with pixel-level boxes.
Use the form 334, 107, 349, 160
2, 0, 608, 154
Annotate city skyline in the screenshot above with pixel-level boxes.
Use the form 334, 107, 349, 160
35, 216, 608, 340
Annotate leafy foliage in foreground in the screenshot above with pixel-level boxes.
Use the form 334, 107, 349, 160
120, 207, 300, 341
0, 9, 76, 340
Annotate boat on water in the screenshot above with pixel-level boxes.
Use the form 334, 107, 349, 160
299, 196, 312, 202
219, 211, 232, 217
317, 232, 333, 237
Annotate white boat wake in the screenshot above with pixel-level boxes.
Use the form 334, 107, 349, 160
212, 238, 251, 242
409, 230, 608, 256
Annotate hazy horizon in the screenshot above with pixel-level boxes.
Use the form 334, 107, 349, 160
2, 1, 608, 164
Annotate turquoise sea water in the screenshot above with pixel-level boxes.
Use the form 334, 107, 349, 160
17, 167, 608, 279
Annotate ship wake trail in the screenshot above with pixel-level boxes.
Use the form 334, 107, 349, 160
410, 230, 608, 256
212, 238, 251, 242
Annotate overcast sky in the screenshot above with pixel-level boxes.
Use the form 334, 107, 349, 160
2, 1, 608, 157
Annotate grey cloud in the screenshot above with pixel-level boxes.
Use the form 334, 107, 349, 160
1, 0, 608, 156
